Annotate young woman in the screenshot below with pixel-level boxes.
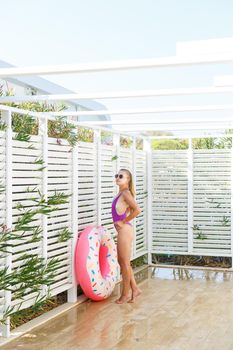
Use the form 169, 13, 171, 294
112, 168, 142, 304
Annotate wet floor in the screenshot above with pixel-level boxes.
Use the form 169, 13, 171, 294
2, 266, 233, 350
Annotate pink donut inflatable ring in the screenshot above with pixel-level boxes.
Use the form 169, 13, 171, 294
75, 225, 118, 301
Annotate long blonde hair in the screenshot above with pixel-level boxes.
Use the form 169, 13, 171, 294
120, 168, 135, 197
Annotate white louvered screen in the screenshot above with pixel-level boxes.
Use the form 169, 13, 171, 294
135, 150, 148, 255
0, 131, 6, 318
0, 123, 149, 338
100, 144, 117, 237
47, 137, 73, 296
77, 142, 98, 232
152, 150, 189, 253
11, 135, 43, 310
193, 149, 231, 255
119, 147, 133, 172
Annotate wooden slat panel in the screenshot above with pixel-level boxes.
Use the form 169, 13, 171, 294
193, 149, 231, 254
152, 150, 188, 252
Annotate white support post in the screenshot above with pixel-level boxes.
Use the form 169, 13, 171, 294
113, 134, 120, 187
132, 138, 137, 258
39, 117, 48, 297
68, 142, 79, 303
144, 138, 152, 265
231, 137, 233, 267
94, 130, 101, 226
1, 111, 12, 338
188, 138, 193, 254
113, 134, 121, 280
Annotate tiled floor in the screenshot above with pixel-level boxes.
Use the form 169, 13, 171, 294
2, 266, 233, 350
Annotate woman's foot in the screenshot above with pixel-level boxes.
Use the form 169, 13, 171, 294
128, 288, 142, 303
115, 294, 131, 304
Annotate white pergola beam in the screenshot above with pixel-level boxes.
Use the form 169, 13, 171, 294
1, 86, 233, 102
1, 104, 233, 135
1, 53, 233, 77
0, 104, 231, 137
214, 75, 233, 87
76, 116, 233, 126
0, 105, 133, 137
114, 123, 233, 132
148, 134, 231, 139
35, 104, 233, 116
0, 104, 39, 117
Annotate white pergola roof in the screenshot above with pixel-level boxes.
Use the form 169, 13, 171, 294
1, 48, 233, 138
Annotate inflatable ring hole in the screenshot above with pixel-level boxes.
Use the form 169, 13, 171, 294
99, 244, 111, 278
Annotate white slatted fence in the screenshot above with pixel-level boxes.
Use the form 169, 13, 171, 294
152, 150, 189, 253
47, 137, 73, 295
135, 150, 148, 256
0, 130, 6, 327
100, 144, 117, 237
152, 147, 233, 258
193, 149, 231, 255
0, 110, 148, 338
77, 141, 98, 231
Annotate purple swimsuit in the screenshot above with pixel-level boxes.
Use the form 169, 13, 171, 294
111, 192, 132, 227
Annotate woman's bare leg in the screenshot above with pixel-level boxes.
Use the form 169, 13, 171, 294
116, 224, 133, 304
128, 267, 142, 302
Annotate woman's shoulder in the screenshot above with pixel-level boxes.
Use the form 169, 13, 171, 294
121, 189, 132, 198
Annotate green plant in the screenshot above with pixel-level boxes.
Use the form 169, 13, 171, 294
0, 87, 81, 146
9, 292, 67, 329
0, 256, 59, 324
13, 114, 38, 141
192, 224, 200, 231
77, 127, 94, 143
47, 191, 70, 206
192, 225, 207, 240
221, 216, 230, 226
120, 136, 133, 148
101, 131, 113, 145
33, 157, 46, 171
58, 227, 73, 242
2, 305, 22, 325
192, 135, 232, 149
152, 138, 188, 150
136, 138, 143, 150
131, 255, 146, 268
0, 224, 24, 254
0, 185, 72, 324
48, 116, 78, 146
30, 293, 52, 313
0, 121, 7, 131
196, 232, 207, 240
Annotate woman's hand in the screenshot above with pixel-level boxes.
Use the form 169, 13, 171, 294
114, 220, 124, 230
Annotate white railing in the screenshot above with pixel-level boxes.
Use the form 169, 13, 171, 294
0, 106, 148, 337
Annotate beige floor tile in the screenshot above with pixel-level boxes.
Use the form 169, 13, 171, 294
2, 267, 233, 350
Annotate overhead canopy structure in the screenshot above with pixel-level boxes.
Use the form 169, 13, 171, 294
1, 38, 233, 138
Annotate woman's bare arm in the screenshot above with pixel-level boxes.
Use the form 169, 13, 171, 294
121, 190, 141, 223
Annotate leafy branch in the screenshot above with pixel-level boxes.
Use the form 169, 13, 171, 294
0, 121, 7, 131
221, 216, 230, 227
48, 116, 79, 146
58, 227, 73, 242
192, 225, 207, 240
0, 256, 59, 324
111, 155, 118, 161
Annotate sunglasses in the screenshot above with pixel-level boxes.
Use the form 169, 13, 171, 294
115, 174, 124, 179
